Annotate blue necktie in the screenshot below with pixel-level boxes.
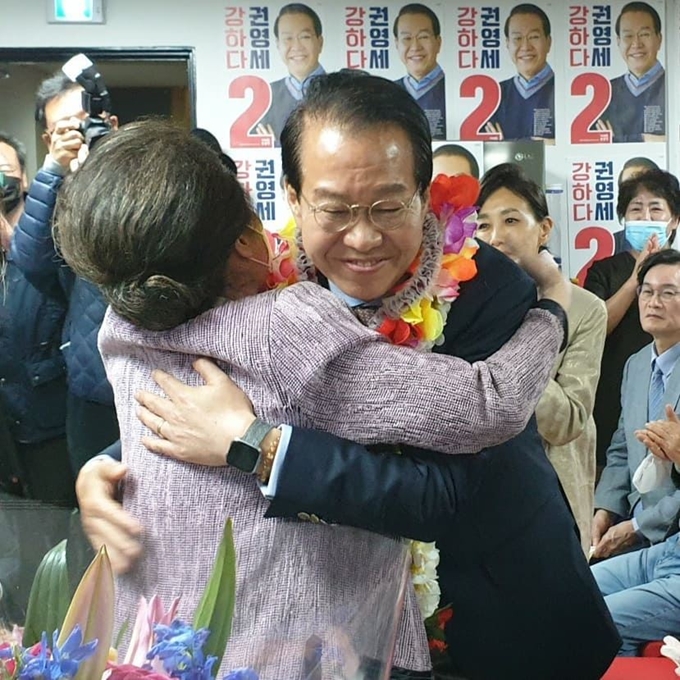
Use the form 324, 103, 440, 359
648, 361, 665, 421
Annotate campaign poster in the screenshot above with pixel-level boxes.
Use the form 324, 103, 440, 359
566, 148, 667, 282
219, 1, 675, 254
223, 3, 326, 151
450, 2, 557, 144
233, 148, 290, 231
335, 2, 451, 141
432, 141, 483, 179
567, 0, 666, 144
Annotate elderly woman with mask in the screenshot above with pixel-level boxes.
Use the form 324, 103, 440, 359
585, 170, 680, 475
476, 163, 607, 554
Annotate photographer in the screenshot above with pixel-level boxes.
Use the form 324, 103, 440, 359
0, 135, 74, 624
10, 65, 120, 473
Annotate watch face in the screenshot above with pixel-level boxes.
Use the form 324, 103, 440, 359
227, 440, 260, 473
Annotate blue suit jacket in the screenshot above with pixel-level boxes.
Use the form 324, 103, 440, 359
266, 241, 621, 680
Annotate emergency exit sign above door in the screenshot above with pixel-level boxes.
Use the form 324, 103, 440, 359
47, 0, 105, 24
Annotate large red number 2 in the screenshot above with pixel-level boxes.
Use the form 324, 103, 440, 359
459, 75, 502, 141
570, 74, 612, 144
228, 76, 273, 148
575, 226, 615, 284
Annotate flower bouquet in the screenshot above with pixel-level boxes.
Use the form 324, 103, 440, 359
0, 518, 410, 680
0, 519, 247, 680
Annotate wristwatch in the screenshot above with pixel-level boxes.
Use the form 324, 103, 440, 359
226, 418, 273, 473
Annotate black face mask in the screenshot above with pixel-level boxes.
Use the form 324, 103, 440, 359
0, 174, 22, 215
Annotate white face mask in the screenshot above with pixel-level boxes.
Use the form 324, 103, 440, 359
624, 220, 670, 251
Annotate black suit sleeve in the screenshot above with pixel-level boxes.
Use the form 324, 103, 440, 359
99, 439, 122, 461
439, 240, 537, 361
265, 427, 475, 543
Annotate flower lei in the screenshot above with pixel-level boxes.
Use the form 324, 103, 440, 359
265, 173, 481, 618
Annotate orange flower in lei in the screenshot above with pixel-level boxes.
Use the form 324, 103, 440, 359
375, 173, 480, 350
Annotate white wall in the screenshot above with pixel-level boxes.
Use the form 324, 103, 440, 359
0, 66, 45, 179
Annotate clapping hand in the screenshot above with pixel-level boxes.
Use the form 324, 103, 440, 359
636, 405, 680, 464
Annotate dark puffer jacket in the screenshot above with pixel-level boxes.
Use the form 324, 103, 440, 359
0, 256, 68, 443
10, 168, 113, 405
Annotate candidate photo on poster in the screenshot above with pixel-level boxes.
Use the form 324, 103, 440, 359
432, 144, 480, 178
596, 1, 665, 143
255, 3, 326, 147
393, 3, 446, 140
485, 4, 554, 143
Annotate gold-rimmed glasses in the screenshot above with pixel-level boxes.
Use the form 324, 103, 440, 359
299, 190, 420, 233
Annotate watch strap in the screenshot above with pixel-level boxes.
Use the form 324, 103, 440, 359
240, 418, 274, 449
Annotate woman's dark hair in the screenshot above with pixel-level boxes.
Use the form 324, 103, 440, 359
55, 119, 252, 331
190, 127, 238, 175
616, 169, 680, 221
479, 162, 549, 221
281, 70, 432, 197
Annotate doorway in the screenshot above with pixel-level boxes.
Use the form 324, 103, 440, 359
0, 47, 195, 178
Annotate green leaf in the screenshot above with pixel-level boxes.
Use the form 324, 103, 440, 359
193, 517, 237, 667
114, 618, 130, 651
58, 545, 115, 680
22, 540, 70, 646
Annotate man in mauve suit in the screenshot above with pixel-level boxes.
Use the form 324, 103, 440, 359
78, 72, 620, 679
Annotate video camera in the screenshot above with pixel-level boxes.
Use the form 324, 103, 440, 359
62, 53, 113, 149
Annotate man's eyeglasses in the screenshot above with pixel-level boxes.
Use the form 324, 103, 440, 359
637, 285, 680, 303
299, 190, 420, 233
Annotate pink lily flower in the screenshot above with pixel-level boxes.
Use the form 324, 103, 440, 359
123, 595, 180, 667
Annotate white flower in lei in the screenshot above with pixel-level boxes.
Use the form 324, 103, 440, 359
410, 541, 442, 619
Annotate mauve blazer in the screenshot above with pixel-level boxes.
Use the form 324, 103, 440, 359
100, 279, 561, 678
